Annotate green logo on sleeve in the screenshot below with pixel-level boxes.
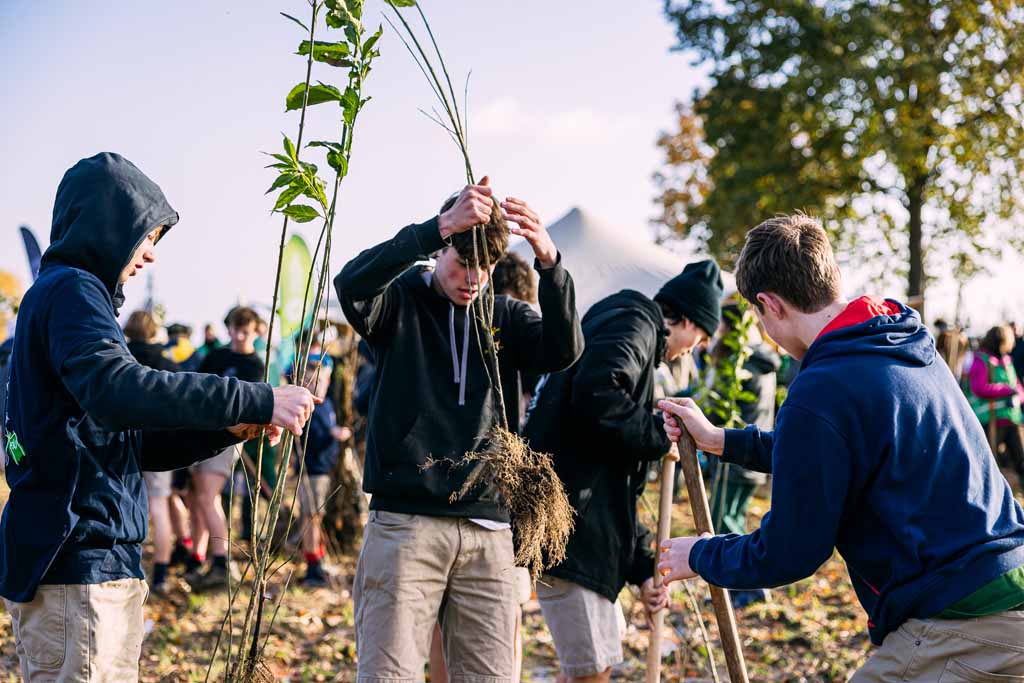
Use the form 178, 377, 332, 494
6, 431, 25, 465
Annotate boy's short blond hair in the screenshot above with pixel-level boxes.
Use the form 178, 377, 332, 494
735, 214, 841, 313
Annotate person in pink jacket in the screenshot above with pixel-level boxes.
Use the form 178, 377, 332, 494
968, 324, 1024, 488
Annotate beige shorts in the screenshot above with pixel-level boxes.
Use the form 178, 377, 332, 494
191, 446, 237, 479
143, 470, 171, 498
536, 574, 626, 677
353, 510, 517, 682
512, 566, 532, 605
298, 473, 331, 517
851, 611, 1024, 682
4, 578, 149, 683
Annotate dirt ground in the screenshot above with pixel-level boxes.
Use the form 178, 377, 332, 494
1, 470, 1022, 682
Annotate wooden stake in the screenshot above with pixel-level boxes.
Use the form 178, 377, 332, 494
645, 447, 678, 683
988, 401, 999, 454
675, 429, 750, 683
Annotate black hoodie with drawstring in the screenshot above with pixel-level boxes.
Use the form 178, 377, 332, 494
0, 153, 274, 603
335, 218, 584, 522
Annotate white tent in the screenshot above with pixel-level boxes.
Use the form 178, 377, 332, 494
513, 207, 733, 315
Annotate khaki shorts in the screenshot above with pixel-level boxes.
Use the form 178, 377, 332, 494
4, 578, 149, 683
143, 470, 171, 498
536, 574, 625, 677
512, 566, 532, 605
191, 446, 237, 479
353, 510, 517, 682
851, 611, 1024, 682
298, 473, 331, 517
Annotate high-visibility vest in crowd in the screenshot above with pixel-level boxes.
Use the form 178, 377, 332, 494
968, 351, 1023, 425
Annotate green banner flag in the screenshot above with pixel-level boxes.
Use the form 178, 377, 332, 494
278, 234, 314, 340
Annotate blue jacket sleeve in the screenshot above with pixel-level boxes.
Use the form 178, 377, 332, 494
689, 404, 851, 588
48, 276, 274, 431
721, 425, 774, 473
141, 430, 241, 471
334, 218, 445, 344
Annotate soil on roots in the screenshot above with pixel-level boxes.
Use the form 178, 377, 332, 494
228, 657, 275, 683
448, 426, 575, 581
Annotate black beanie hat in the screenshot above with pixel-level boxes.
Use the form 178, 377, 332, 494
653, 259, 724, 336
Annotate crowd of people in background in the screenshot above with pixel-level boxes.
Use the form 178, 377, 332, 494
938, 319, 1024, 491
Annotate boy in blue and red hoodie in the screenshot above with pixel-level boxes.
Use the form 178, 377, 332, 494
658, 214, 1024, 679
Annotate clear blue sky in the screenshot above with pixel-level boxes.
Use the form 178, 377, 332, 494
1, 0, 1019, 335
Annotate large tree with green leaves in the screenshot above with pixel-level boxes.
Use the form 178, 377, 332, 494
654, 0, 1024, 305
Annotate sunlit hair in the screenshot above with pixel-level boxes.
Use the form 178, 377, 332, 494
736, 213, 841, 313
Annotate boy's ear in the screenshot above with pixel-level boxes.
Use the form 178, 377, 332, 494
758, 292, 786, 319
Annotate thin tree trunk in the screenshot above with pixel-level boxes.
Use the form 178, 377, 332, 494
907, 176, 926, 314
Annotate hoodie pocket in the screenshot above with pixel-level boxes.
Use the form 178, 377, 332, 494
66, 415, 145, 544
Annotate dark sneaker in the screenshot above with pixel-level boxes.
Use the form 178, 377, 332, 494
184, 566, 205, 590
169, 544, 192, 569
730, 588, 769, 609
300, 563, 329, 588
187, 564, 239, 593
150, 579, 171, 598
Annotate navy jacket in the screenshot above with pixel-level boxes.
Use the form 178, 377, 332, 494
0, 153, 274, 602
525, 290, 670, 602
296, 398, 340, 476
689, 299, 1024, 644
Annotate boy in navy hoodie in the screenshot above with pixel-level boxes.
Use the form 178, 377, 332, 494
658, 214, 1024, 679
0, 153, 317, 683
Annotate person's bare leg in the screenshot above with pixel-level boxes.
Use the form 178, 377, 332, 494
302, 513, 324, 557
169, 493, 189, 541
188, 488, 209, 560
429, 622, 449, 683
193, 472, 229, 557
148, 495, 172, 564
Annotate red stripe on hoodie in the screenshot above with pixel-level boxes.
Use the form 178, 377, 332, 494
817, 296, 902, 340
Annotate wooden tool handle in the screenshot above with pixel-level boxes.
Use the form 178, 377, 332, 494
988, 401, 999, 453
677, 430, 750, 683
645, 451, 678, 683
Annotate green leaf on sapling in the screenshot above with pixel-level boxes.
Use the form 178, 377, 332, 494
280, 12, 309, 32
282, 204, 321, 223
327, 152, 348, 177
297, 40, 351, 66
285, 83, 344, 111
363, 26, 383, 54
274, 185, 304, 211
265, 172, 298, 194
268, 152, 295, 166
341, 86, 359, 125
283, 135, 297, 161
307, 141, 344, 152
